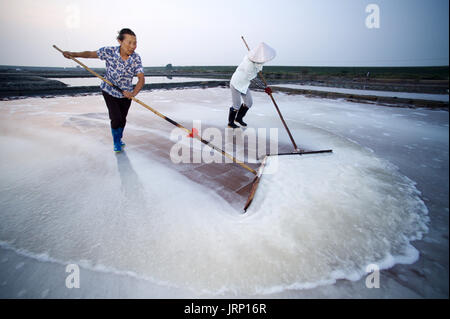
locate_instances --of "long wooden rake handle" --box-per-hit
[241,36,300,152]
[53,45,257,175]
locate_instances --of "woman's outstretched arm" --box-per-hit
[62,51,98,59]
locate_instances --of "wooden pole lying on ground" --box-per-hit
[52,45,257,175]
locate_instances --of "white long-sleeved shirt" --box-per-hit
[230,55,263,94]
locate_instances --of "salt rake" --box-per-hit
[240,37,333,211]
[53,44,262,211]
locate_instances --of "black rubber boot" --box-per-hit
[228,107,239,128]
[235,104,249,127]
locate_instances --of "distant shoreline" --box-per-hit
[1,64,448,81]
[1,83,448,111]
[0,80,229,99]
[0,66,448,109]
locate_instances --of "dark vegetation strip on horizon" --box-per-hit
[0,65,448,80]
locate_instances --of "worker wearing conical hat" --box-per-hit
[228,42,276,128]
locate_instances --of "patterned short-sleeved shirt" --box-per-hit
[96,46,144,98]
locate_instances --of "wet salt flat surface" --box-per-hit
[49,76,225,87]
[0,88,448,298]
[274,84,449,102]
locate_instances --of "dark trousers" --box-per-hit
[102,91,132,129]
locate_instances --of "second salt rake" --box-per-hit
[240,36,333,211]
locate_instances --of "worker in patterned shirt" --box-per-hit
[61,28,145,153]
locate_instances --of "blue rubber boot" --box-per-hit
[118,127,125,147]
[111,128,122,153]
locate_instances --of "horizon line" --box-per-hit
[1,64,449,69]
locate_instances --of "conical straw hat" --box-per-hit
[248,42,276,63]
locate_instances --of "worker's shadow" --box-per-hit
[115,151,146,205]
